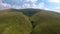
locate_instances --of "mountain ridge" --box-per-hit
[0,8,59,17]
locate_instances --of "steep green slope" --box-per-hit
[1,9,60,34]
[31,11,60,34]
[0,11,32,34]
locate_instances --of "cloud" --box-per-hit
[0,0,22,9]
[43,7,60,13]
[32,2,44,9]
[22,4,30,8]
[0,0,45,9]
[0,0,2,3]
[37,2,45,9]
[12,5,21,9]
[22,0,45,9]
[52,7,60,12]
[11,0,22,4]
[22,2,45,9]
[0,0,43,9]
[0,0,11,9]
[46,0,60,3]
[0,0,60,13]
[0,3,11,8]
[31,4,37,8]
[54,7,60,9]
[24,0,37,3]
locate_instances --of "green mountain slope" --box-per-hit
[0,9,60,34]
[31,11,60,34]
[0,11,32,34]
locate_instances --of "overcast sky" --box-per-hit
[0,0,60,12]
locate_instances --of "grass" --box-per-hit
[0,11,32,34]
[31,11,60,34]
[0,9,60,34]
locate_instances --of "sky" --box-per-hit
[0,0,60,12]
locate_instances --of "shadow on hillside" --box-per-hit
[30,21,36,34]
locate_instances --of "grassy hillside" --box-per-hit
[31,11,60,34]
[0,11,32,34]
[0,9,60,34]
